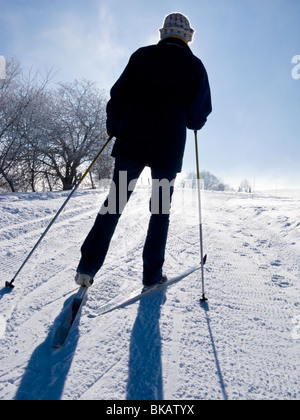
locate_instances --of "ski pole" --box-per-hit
[5,135,113,289]
[194,130,208,302]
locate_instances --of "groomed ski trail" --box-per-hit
[0,187,299,400]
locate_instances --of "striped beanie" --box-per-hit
[159,13,194,43]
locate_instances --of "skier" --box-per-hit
[75,13,212,289]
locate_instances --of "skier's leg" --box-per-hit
[77,159,144,278]
[142,168,177,286]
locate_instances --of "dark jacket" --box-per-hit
[107,37,212,172]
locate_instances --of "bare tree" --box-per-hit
[0,58,23,191]
[0,58,53,192]
[40,79,109,190]
[238,179,252,193]
[1,59,112,193]
[185,170,230,191]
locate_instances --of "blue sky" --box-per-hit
[1,0,300,190]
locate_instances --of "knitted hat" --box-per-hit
[159,13,194,43]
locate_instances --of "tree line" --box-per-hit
[185,170,232,191]
[0,58,113,193]
[1,58,251,195]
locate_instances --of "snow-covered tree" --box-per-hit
[185,170,231,191]
[0,58,52,192]
[39,80,109,190]
[0,59,112,192]
[238,179,252,193]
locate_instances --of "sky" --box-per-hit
[1,0,300,190]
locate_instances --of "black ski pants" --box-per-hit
[77,158,177,286]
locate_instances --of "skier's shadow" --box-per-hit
[14,293,80,400]
[126,290,166,400]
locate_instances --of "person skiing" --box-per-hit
[75,12,212,289]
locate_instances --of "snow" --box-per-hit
[0,186,299,400]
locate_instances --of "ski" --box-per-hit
[52,286,88,349]
[89,260,206,318]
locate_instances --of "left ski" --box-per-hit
[89,263,204,318]
[52,286,88,349]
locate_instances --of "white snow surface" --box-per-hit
[0,186,299,400]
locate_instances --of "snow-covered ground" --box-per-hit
[0,185,299,400]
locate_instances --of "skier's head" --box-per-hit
[159,13,194,44]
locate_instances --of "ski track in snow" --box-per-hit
[0,187,299,400]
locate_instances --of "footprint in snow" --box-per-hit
[271,260,282,267]
[272,274,291,288]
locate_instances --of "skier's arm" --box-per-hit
[186,64,212,131]
[106,54,136,136]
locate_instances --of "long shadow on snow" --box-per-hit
[126,290,166,400]
[14,293,81,400]
[200,301,229,400]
